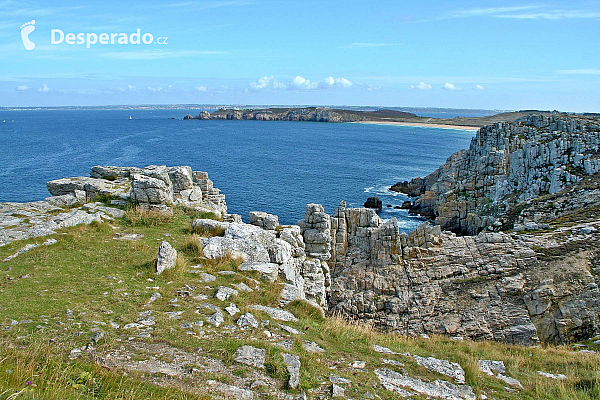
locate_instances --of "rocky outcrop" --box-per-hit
[199,207,328,309]
[1,165,227,247]
[194,193,599,345]
[3,160,599,346]
[363,196,382,209]
[47,165,226,215]
[392,114,600,235]
[185,107,365,123]
[328,211,600,345]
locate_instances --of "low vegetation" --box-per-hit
[0,207,598,399]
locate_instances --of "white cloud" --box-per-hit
[450,6,541,18]
[447,6,600,20]
[195,86,207,92]
[38,83,50,92]
[497,11,600,20]
[475,84,485,90]
[443,82,458,91]
[317,76,353,89]
[410,82,432,90]
[558,69,600,75]
[249,75,353,91]
[249,76,286,91]
[367,85,382,91]
[290,76,317,90]
[117,85,137,92]
[146,85,172,92]
[16,85,30,91]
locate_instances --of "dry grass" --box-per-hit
[124,206,173,227]
[180,234,204,263]
[0,341,210,400]
[192,225,226,237]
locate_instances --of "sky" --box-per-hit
[1,0,599,111]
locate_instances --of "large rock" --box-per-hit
[167,166,194,193]
[249,211,280,230]
[192,218,229,232]
[130,174,173,205]
[363,196,382,209]
[47,176,129,200]
[282,353,301,389]
[238,262,279,282]
[200,237,270,262]
[90,165,140,179]
[375,368,475,400]
[248,305,298,322]
[156,241,177,275]
[234,345,265,368]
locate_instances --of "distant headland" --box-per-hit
[183,107,581,130]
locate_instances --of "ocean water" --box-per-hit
[0,110,475,232]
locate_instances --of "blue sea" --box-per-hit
[0,110,475,232]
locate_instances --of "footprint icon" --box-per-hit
[20,20,35,50]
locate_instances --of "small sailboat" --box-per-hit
[2,120,5,123]
[129,116,133,120]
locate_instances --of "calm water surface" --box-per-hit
[0,110,475,232]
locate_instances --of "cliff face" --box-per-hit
[327,208,600,345]
[205,108,359,122]
[185,107,419,123]
[392,114,600,235]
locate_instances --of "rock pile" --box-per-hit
[198,206,330,309]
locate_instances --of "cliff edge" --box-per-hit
[392,114,600,235]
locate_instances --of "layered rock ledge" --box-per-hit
[0,165,226,247]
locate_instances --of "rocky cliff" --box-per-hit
[216,199,599,346]
[392,114,600,235]
[184,107,418,123]
[327,206,599,345]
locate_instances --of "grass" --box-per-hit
[191,225,226,237]
[0,341,211,400]
[123,206,173,227]
[0,206,599,399]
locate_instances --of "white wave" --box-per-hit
[364,184,410,198]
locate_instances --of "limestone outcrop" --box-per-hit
[47,165,226,215]
[392,114,600,235]
[199,207,329,309]
[328,214,600,345]
[1,165,226,247]
[3,155,599,346]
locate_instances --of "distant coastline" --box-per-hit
[183,106,565,129]
[351,120,480,131]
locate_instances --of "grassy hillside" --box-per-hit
[0,206,598,399]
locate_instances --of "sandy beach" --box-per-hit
[353,120,480,131]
